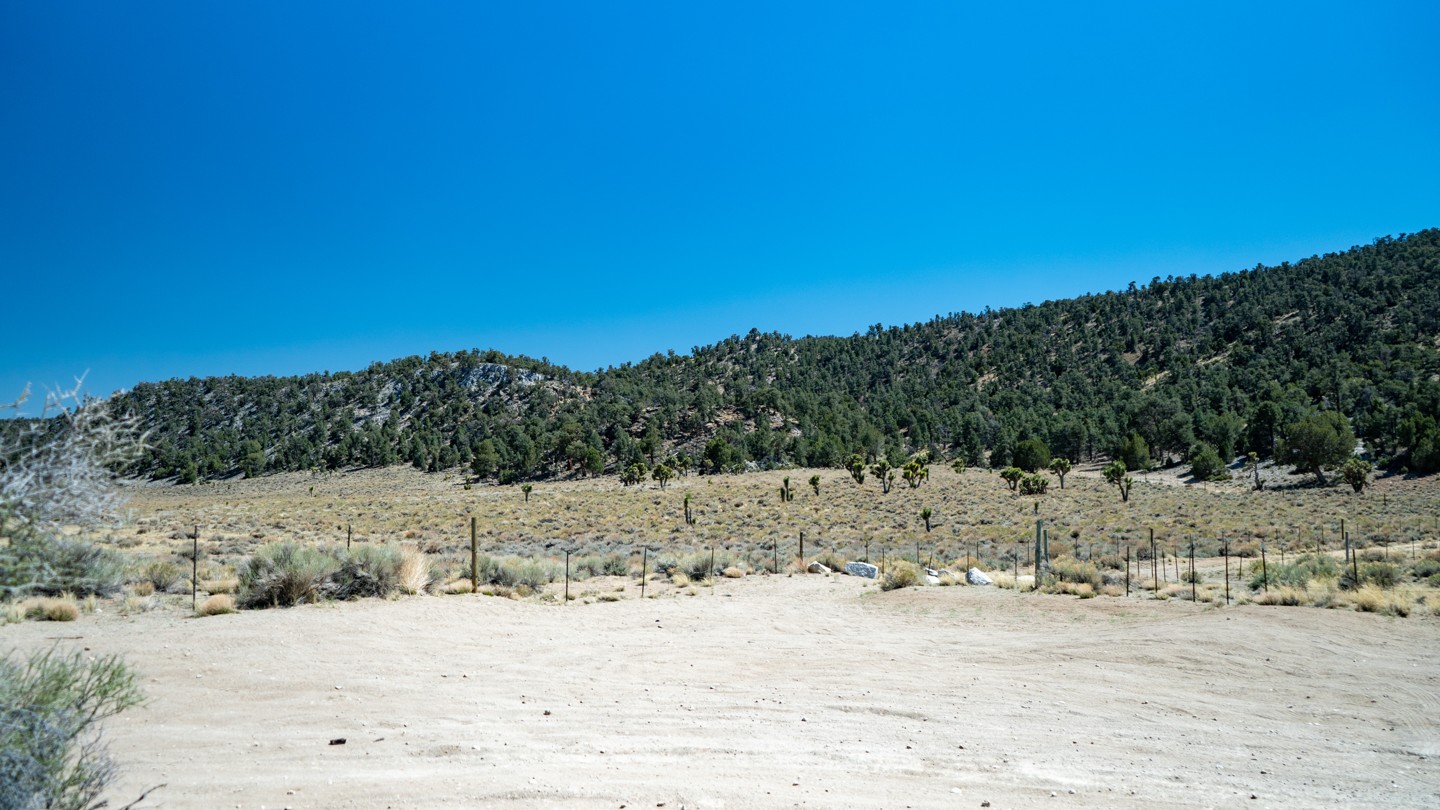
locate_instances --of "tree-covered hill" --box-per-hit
[114,230,1440,482]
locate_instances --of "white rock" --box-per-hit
[844,561,879,579]
[966,567,994,586]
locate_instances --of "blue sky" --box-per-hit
[3,1,1437,409]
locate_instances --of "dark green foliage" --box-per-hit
[1278,411,1356,485]
[1012,438,1051,472]
[1187,443,1227,481]
[1118,432,1151,471]
[108,232,1440,482]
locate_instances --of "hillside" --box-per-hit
[114,230,1440,481]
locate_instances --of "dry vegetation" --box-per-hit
[67,463,1438,616]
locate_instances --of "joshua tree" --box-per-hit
[1019,473,1049,496]
[1102,461,1133,502]
[683,492,696,525]
[1000,466,1024,492]
[845,453,867,485]
[521,483,533,502]
[902,457,929,489]
[1048,457,1072,489]
[779,476,794,502]
[920,507,933,532]
[1340,457,1372,493]
[871,459,894,494]
[1246,452,1264,491]
[808,474,821,497]
[652,464,675,490]
[951,458,966,475]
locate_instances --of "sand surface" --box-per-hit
[7,575,1439,809]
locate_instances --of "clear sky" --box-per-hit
[3,1,1437,410]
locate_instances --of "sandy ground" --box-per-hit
[6,576,1438,809]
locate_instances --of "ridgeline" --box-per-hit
[115,230,1440,482]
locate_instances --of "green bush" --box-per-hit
[1360,562,1399,588]
[142,560,184,593]
[326,544,404,600]
[1050,557,1102,589]
[1247,553,1340,590]
[0,649,143,810]
[0,538,126,599]
[239,543,338,608]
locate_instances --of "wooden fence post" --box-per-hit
[470,517,478,594]
[192,526,199,611]
[1260,543,1268,593]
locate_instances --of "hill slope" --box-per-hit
[115,230,1440,481]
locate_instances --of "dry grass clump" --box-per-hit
[21,596,80,621]
[440,578,474,595]
[989,572,1017,589]
[1255,585,1307,606]
[201,577,239,594]
[1050,557,1102,590]
[881,561,920,591]
[721,566,744,579]
[397,548,429,594]
[1348,585,1412,617]
[670,572,690,587]
[196,594,237,616]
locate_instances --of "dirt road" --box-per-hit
[7,575,1438,808]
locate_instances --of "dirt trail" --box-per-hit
[6,575,1438,809]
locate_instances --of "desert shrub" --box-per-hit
[599,552,630,576]
[1360,562,1399,588]
[196,594,237,616]
[494,557,559,590]
[881,562,920,591]
[1096,554,1124,571]
[721,566,744,579]
[1408,557,1440,580]
[326,544,403,600]
[813,548,848,573]
[0,538,126,599]
[0,649,142,810]
[141,560,184,593]
[1050,557,1102,589]
[1255,585,1306,606]
[1248,553,1339,590]
[239,543,338,608]
[1181,568,1203,584]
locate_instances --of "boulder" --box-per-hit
[925,575,942,586]
[806,562,831,574]
[966,567,994,586]
[844,561,879,579]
